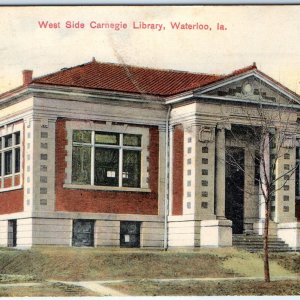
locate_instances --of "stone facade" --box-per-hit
[0,61,299,249]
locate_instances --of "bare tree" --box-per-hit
[225,84,298,283]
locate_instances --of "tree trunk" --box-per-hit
[263,197,270,283]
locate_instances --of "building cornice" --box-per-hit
[28,84,164,104]
[0,84,165,108]
[33,107,166,127]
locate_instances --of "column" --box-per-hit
[215,126,226,219]
[199,124,232,247]
[244,147,259,231]
[254,132,270,235]
[259,132,269,221]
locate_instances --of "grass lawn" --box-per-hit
[106,279,300,296]
[0,282,100,297]
[0,246,297,281]
[0,246,298,296]
[0,247,241,281]
[270,252,300,274]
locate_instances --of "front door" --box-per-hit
[225,147,245,234]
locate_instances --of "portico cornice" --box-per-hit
[195,95,300,110]
[195,71,300,105]
[170,112,219,127]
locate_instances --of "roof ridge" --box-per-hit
[96,61,221,77]
[32,59,223,83]
[230,63,257,76]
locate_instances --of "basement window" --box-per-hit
[72,219,95,247]
[7,220,17,247]
[72,130,142,188]
[120,221,141,248]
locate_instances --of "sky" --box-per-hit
[0,5,300,93]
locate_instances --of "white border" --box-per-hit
[1,0,300,5]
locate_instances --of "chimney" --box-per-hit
[22,70,33,86]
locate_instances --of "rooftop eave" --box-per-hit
[0,83,167,106]
[28,83,166,103]
[165,91,194,105]
[0,87,31,106]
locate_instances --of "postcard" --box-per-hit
[0,5,298,297]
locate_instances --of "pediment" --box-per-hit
[195,74,300,106]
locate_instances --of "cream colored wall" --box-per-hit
[168,219,201,247]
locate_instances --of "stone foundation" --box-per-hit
[0,218,164,248]
[200,219,232,247]
[277,222,300,250]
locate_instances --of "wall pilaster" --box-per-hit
[158,125,166,217]
[274,135,296,223]
[182,124,216,220]
[23,116,36,213]
[23,116,57,213]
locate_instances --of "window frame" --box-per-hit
[0,128,22,191]
[0,132,21,178]
[65,121,150,192]
[72,130,142,188]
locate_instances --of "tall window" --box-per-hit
[0,132,21,177]
[72,130,142,188]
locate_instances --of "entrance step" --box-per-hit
[232,234,292,252]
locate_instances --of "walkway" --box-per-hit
[62,280,127,296]
[0,282,42,287]
[56,275,300,296]
[1,276,300,296]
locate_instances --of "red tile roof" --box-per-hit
[31,60,258,97]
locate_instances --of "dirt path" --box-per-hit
[0,282,42,287]
[149,275,300,282]
[58,280,128,296]
[56,275,300,296]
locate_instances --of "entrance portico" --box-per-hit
[168,68,300,250]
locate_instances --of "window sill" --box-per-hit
[63,184,151,193]
[0,185,23,193]
[3,173,21,178]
